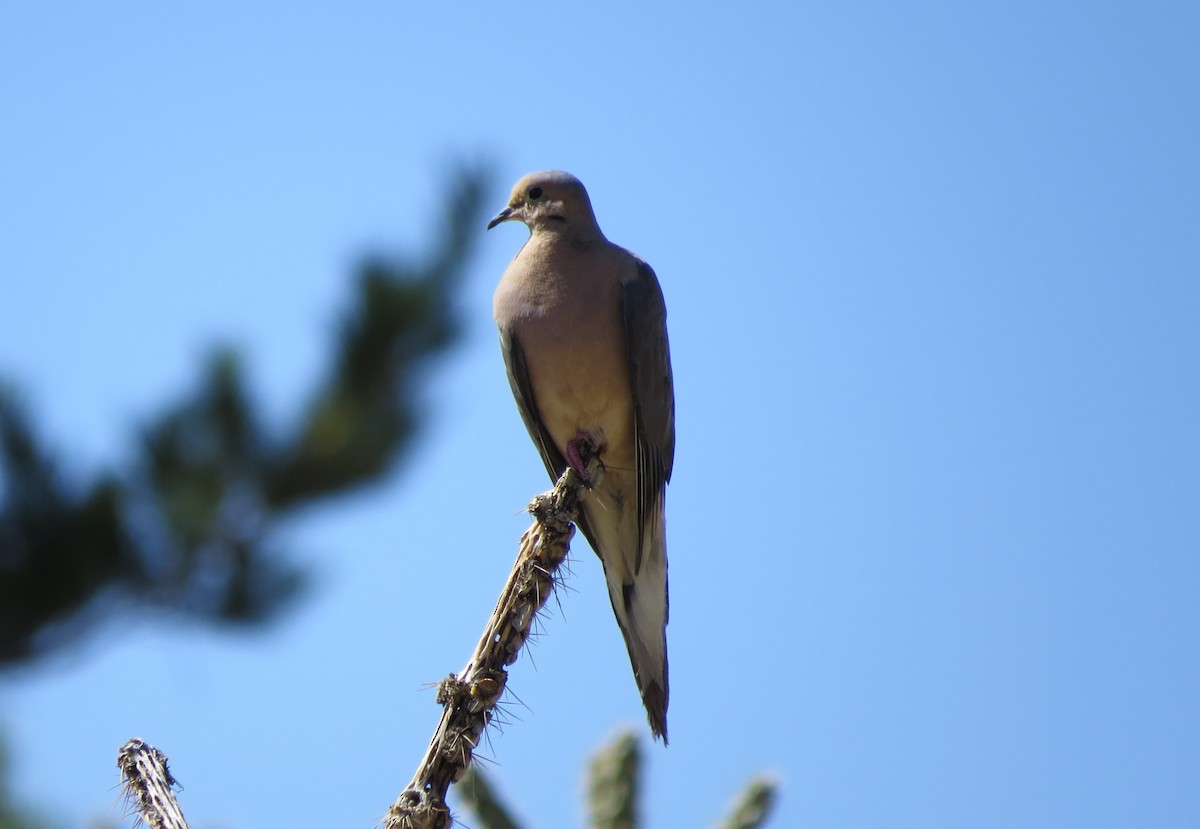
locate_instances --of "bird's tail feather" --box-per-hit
[605,537,669,742]
[581,481,670,742]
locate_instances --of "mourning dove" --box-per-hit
[490,170,676,741]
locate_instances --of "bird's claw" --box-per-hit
[566,432,602,486]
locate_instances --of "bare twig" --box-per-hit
[386,461,598,829]
[116,738,192,829]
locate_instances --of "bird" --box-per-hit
[489,170,676,741]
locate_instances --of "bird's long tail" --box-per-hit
[603,516,670,742]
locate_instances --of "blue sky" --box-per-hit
[2,2,1198,827]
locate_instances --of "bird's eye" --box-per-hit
[527,186,543,201]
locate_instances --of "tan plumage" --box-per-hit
[490,170,675,741]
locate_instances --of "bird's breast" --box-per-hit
[495,248,637,468]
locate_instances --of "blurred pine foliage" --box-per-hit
[0,163,492,668]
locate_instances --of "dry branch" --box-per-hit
[386,461,597,829]
[112,463,594,829]
[116,738,192,829]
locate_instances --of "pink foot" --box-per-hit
[566,431,602,484]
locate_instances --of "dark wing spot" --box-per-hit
[622,580,636,614]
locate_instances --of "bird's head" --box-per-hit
[487,170,602,237]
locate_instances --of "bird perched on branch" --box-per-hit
[490,170,676,742]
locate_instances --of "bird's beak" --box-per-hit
[487,207,515,231]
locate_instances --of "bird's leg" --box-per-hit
[566,431,603,485]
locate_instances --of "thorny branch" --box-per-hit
[112,462,596,829]
[386,461,598,829]
[117,738,191,829]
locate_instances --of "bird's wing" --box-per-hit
[498,327,568,482]
[621,257,676,571]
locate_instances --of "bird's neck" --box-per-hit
[531,221,606,249]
